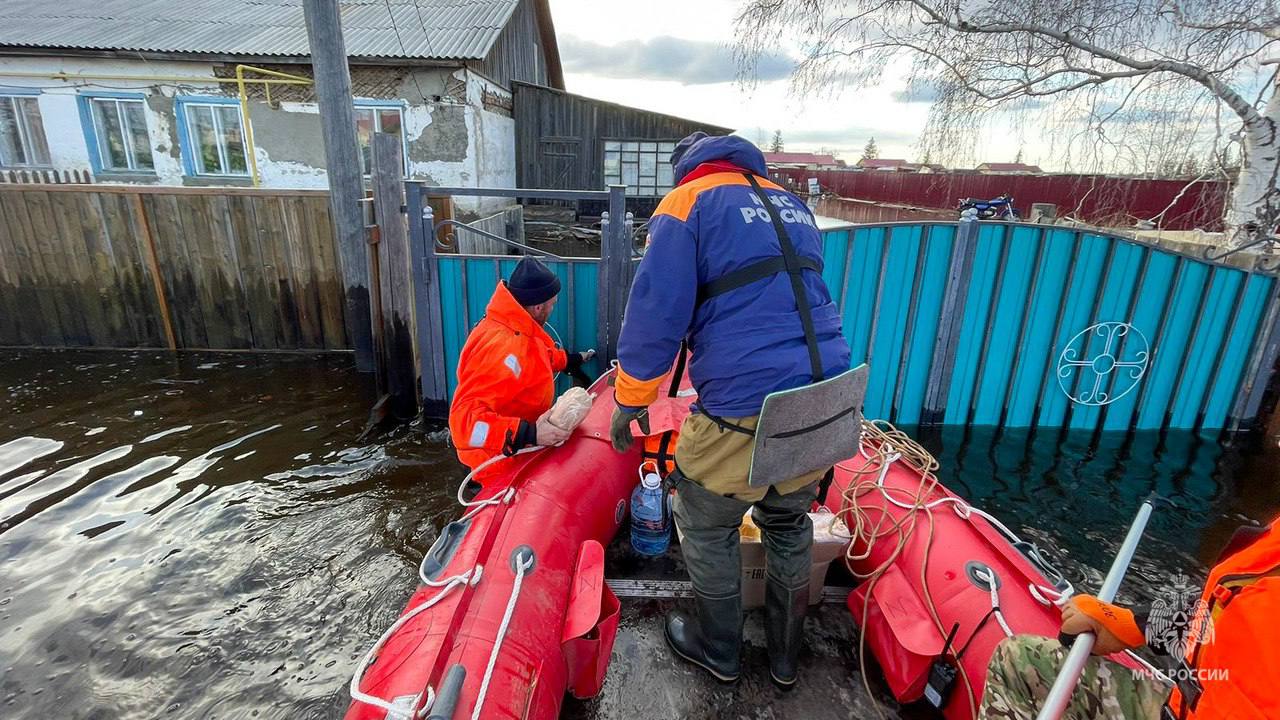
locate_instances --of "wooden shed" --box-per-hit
[513,81,733,215]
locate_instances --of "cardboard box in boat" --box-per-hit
[678,510,847,608]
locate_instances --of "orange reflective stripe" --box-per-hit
[653,172,785,223]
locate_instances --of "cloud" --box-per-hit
[559,35,795,85]
[891,80,939,104]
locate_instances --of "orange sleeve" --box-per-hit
[551,346,568,373]
[449,331,527,454]
[615,366,665,409]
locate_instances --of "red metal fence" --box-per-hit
[774,168,1228,231]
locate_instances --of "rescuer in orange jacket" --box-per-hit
[979,515,1280,719]
[448,257,592,477]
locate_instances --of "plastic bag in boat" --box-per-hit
[547,387,593,431]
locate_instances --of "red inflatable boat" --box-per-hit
[347,368,1138,720]
[345,371,685,720]
[829,420,1141,720]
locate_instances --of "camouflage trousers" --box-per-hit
[978,635,1169,720]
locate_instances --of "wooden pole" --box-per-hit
[130,192,178,350]
[370,133,418,419]
[303,0,375,372]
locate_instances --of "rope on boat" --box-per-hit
[471,549,535,720]
[352,444,550,717]
[348,567,483,718]
[835,419,1075,720]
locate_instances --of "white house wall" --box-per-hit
[0,57,517,214]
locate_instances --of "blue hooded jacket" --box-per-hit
[614,134,851,417]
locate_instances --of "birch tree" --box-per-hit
[736,0,1280,244]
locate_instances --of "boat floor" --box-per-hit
[560,534,906,719]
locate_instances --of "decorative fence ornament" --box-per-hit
[1056,322,1150,407]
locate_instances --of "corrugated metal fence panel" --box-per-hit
[817,222,1278,432]
[895,225,955,426]
[430,223,1275,433]
[436,256,602,397]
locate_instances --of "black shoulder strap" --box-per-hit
[743,173,824,382]
[697,256,822,304]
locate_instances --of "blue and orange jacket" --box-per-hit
[615,135,850,416]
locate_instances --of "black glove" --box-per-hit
[565,350,596,388]
[610,406,650,453]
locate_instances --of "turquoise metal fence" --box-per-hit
[436,255,603,398]
[818,221,1280,432]
[424,214,1280,433]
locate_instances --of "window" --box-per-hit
[81,95,154,173]
[354,104,405,175]
[603,140,677,196]
[0,94,50,168]
[177,98,249,177]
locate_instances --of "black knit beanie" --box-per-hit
[507,256,561,306]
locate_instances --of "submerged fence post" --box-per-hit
[406,183,450,419]
[370,133,417,419]
[598,185,630,365]
[921,214,979,424]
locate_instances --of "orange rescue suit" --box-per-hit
[449,282,566,476]
[1166,517,1280,720]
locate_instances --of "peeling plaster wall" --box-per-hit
[0,57,518,203]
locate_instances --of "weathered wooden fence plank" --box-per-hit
[370,132,417,417]
[0,185,349,351]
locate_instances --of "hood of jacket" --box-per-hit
[672,134,768,184]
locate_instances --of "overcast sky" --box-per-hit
[546,0,1030,167]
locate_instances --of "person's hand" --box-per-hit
[1060,595,1145,655]
[565,349,596,370]
[610,406,650,452]
[535,410,572,447]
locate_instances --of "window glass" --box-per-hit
[0,96,50,167]
[93,100,129,170]
[191,105,220,175]
[600,138,681,196]
[639,152,657,176]
[125,102,153,170]
[18,97,48,166]
[378,108,402,136]
[354,105,405,175]
[216,105,248,174]
[0,97,26,166]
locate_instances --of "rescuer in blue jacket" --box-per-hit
[609,132,851,688]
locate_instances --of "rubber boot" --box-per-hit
[664,592,742,683]
[765,578,809,689]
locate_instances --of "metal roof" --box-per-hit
[0,0,520,60]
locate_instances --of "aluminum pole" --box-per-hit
[1035,500,1155,720]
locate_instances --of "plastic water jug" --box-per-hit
[630,461,670,556]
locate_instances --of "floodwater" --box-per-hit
[1,348,1277,720]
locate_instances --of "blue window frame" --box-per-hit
[0,88,50,168]
[354,99,407,175]
[77,91,155,174]
[175,96,250,177]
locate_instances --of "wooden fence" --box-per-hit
[0,185,347,351]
